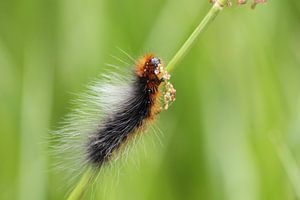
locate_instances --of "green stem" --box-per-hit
[166,0,228,72]
[67,169,95,200]
[66,2,228,199]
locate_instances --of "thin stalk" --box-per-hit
[66,1,228,199]
[166,0,228,72]
[67,169,95,200]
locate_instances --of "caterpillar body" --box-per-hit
[52,54,176,181]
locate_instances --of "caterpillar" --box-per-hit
[86,54,176,166]
[51,53,176,183]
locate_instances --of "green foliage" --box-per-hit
[1,0,300,199]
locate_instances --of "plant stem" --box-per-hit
[66,2,228,199]
[166,0,228,72]
[67,169,95,200]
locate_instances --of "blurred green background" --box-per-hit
[1,0,300,199]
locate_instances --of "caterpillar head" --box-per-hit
[137,55,162,80]
[136,54,176,110]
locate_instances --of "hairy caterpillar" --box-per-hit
[87,54,175,166]
[51,53,176,185]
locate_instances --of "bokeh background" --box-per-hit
[1,0,300,199]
